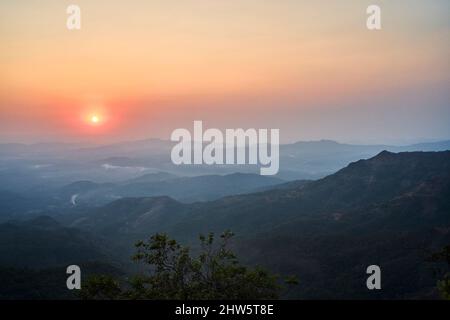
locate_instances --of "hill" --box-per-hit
[70,151,450,298]
[0,216,118,269]
[56,172,284,205]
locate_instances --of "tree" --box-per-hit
[428,245,450,300]
[79,275,122,300]
[81,231,288,299]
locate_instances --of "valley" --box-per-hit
[0,140,449,299]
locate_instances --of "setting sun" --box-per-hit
[91,115,99,124]
[86,113,105,127]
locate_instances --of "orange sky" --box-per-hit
[0,0,449,144]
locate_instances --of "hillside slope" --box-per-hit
[70,151,450,298]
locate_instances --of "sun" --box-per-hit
[87,114,104,126]
[83,107,107,127]
[90,115,99,124]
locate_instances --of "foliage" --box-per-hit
[81,231,284,299]
[428,245,450,300]
[79,275,122,300]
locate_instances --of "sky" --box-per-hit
[0,0,449,144]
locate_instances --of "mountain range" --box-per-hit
[1,139,449,191]
[1,149,449,298]
[62,150,450,298]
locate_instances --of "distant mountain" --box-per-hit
[56,172,284,205]
[1,139,449,184]
[59,180,115,196]
[0,142,92,159]
[75,138,172,161]
[122,172,178,184]
[116,172,284,202]
[70,151,450,298]
[277,139,450,179]
[399,140,450,152]
[75,151,449,234]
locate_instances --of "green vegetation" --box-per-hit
[1,151,449,299]
[81,231,285,300]
[429,245,450,300]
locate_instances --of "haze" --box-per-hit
[0,0,449,144]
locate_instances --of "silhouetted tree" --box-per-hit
[428,245,450,300]
[81,231,287,299]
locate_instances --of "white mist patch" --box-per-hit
[101,163,148,172]
[70,194,79,206]
[31,164,52,169]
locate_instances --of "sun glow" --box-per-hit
[81,103,111,131]
[86,113,104,126]
[91,115,99,123]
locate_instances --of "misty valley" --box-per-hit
[0,139,449,299]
